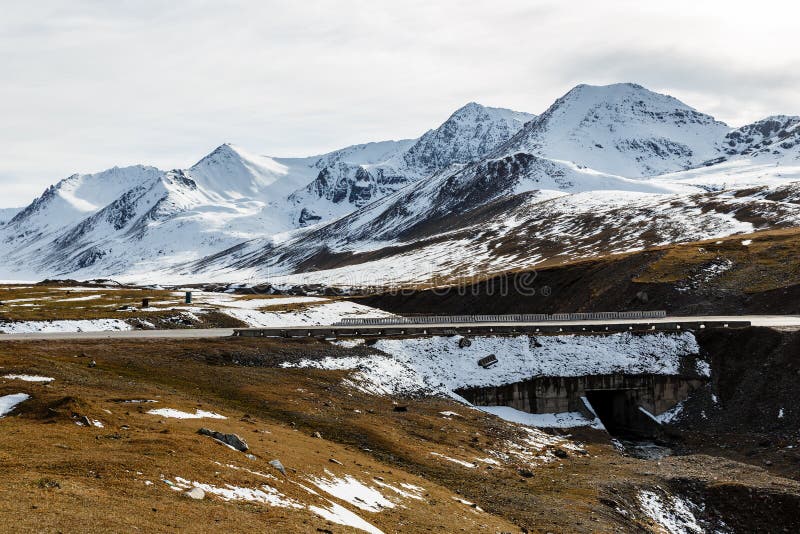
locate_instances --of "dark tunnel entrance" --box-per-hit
[584,388,661,439]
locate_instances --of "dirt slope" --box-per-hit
[1,336,798,532]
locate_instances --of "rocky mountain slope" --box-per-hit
[0,207,22,226]
[497,83,731,177]
[183,84,800,288]
[0,104,531,279]
[2,82,800,285]
[286,103,534,225]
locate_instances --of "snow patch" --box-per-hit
[308,470,395,512]
[429,452,476,468]
[695,360,711,377]
[146,408,226,419]
[308,501,384,534]
[637,489,703,534]
[0,319,131,334]
[656,402,684,424]
[478,406,595,428]
[224,301,395,328]
[3,374,54,383]
[165,476,303,509]
[0,393,30,417]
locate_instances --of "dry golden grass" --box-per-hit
[1,336,797,532]
[0,336,650,533]
[634,227,800,292]
[0,284,352,324]
[381,226,800,295]
[0,285,180,321]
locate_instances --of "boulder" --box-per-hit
[184,487,205,500]
[269,459,287,476]
[197,428,249,452]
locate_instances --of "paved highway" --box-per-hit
[1,315,799,341]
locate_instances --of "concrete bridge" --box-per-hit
[233,311,752,338]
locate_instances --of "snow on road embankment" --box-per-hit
[285,332,700,397]
[0,318,131,334]
[226,300,395,328]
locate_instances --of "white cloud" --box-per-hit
[0,0,798,207]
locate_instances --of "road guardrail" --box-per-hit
[334,310,667,326]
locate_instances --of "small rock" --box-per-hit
[518,469,534,478]
[458,337,472,348]
[88,360,96,368]
[198,428,248,452]
[269,459,287,476]
[393,406,408,413]
[184,487,205,500]
[329,458,343,465]
[311,431,322,439]
[553,448,568,459]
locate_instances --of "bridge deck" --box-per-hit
[233,319,751,338]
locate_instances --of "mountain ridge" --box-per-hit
[2,83,799,284]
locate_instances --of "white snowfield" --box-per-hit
[0,83,798,287]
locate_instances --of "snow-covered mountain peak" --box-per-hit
[401,102,536,175]
[720,115,800,158]
[286,102,536,226]
[7,165,163,230]
[451,101,535,132]
[188,143,302,199]
[500,83,731,177]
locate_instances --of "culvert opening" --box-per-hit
[584,388,660,439]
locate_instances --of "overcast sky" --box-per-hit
[1,0,798,207]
